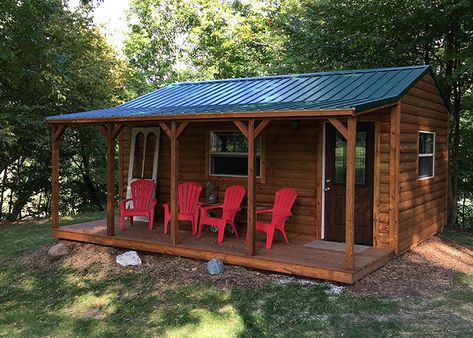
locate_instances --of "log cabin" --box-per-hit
[46,65,450,284]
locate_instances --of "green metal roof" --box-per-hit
[47,65,446,121]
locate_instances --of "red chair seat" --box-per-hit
[197,185,246,243]
[252,188,297,249]
[163,182,202,235]
[119,179,157,231]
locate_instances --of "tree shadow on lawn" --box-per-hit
[1,236,473,337]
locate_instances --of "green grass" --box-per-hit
[441,229,473,248]
[0,217,472,337]
[0,212,105,261]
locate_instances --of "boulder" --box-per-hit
[116,251,142,267]
[207,258,224,275]
[48,243,69,258]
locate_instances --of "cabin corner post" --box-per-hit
[51,124,67,229]
[106,124,116,236]
[389,102,401,254]
[345,116,357,270]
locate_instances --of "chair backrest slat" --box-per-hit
[131,179,156,209]
[272,188,297,221]
[178,182,202,213]
[222,185,246,215]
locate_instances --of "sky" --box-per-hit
[69,0,130,52]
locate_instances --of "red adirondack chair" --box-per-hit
[255,188,297,249]
[197,185,246,243]
[163,182,203,235]
[119,179,157,231]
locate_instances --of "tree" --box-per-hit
[0,0,127,220]
[275,0,473,227]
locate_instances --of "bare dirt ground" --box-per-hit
[15,235,473,295]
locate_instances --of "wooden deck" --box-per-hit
[53,219,394,284]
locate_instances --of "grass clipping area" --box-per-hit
[0,216,472,337]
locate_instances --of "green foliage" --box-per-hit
[0,0,127,220]
[124,0,281,95]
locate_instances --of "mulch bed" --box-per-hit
[13,235,473,297]
[348,236,473,298]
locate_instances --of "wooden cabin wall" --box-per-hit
[121,121,322,239]
[397,74,449,253]
[358,110,391,248]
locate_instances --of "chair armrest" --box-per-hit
[120,198,133,208]
[200,204,223,211]
[256,209,273,214]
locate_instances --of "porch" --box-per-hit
[53,219,393,284]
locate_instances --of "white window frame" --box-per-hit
[418,130,435,180]
[208,130,261,178]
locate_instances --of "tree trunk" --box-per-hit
[0,166,8,220]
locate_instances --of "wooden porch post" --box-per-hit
[247,120,256,255]
[170,122,179,245]
[234,119,270,256]
[106,124,116,236]
[345,116,357,270]
[51,125,67,229]
[159,121,189,245]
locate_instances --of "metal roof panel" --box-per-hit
[47,65,444,121]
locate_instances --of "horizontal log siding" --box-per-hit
[397,74,449,252]
[121,121,321,239]
[355,112,391,248]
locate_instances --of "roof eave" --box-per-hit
[46,108,356,125]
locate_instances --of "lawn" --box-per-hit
[0,216,472,337]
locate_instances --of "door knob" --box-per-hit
[324,187,331,192]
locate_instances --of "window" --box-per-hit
[418,131,435,179]
[209,131,261,176]
[334,132,367,185]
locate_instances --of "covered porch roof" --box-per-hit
[46,65,432,124]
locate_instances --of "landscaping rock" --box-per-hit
[207,258,224,275]
[116,251,142,267]
[48,243,69,258]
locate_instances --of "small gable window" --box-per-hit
[418,131,435,179]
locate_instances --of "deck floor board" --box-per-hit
[54,219,393,284]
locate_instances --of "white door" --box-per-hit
[126,128,160,220]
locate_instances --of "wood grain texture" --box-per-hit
[345,116,356,270]
[106,124,115,236]
[53,220,393,284]
[389,103,401,253]
[397,74,449,253]
[121,121,322,238]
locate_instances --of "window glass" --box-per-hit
[334,132,366,185]
[209,131,261,176]
[418,132,435,179]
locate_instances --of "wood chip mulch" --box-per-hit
[348,236,473,298]
[13,235,473,297]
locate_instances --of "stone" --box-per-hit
[116,251,142,267]
[48,243,69,258]
[207,258,224,275]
